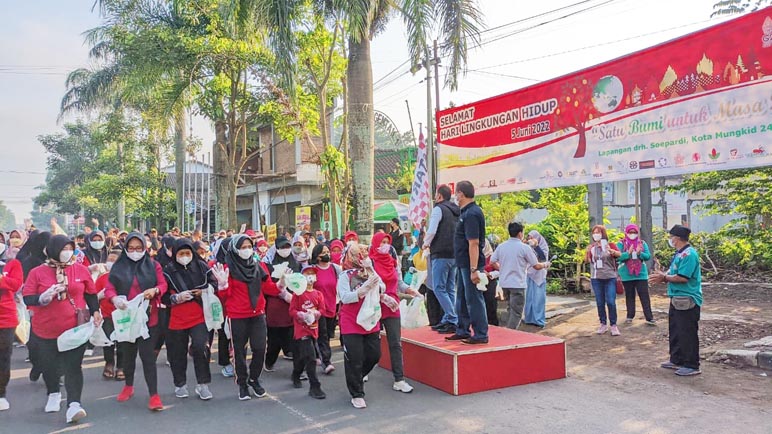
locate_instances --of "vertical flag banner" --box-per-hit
[436,9,772,193]
[408,130,431,227]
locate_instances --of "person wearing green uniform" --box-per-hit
[650,225,702,376]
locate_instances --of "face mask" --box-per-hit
[277,248,291,258]
[377,244,391,255]
[128,251,145,262]
[77,243,86,249]
[592,233,602,242]
[238,248,254,260]
[258,246,268,253]
[627,234,638,240]
[668,238,676,248]
[91,241,105,250]
[305,275,317,284]
[177,255,192,266]
[59,250,74,263]
[319,254,330,263]
[292,246,304,255]
[316,235,324,242]
[346,240,356,247]
[9,238,22,248]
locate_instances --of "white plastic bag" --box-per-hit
[400,296,429,329]
[110,295,150,343]
[202,285,224,331]
[89,323,113,347]
[15,299,30,344]
[476,273,489,291]
[57,322,95,352]
[356,288,382,332]
[410,270,427,291]
[223,318,232,340]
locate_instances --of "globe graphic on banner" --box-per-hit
[592,75,623,113]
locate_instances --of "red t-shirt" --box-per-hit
[0,259,23,329]
[22,263,96,339]
[313,265,338,318]
[95,273,115,319]
[289,289,324,340]
[339,270,381,335]
[103,261,167,328]
[219,267,266,320]
[376,266,401,320]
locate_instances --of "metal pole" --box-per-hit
[432,40,441,193]
[405,100,417,148]
[425,47,435,196]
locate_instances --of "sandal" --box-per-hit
[115,369,125,381]
[103,364,115,379]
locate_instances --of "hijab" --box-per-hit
[45,235,76,288]
[622,224,643,276]
[164,238,209,294]
[225,235,263,309]
[108,232,158,296]
[527,230,549,285]
[369,232,397,284]
[155,235,176,268]
[528,230,549,261]
[21,231,52,279]
[215,236,232,264]
[291,231,310,263]
[5,229,26,260]
[329,239,344,265]
[84,230,109,264]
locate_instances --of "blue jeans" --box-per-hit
[592,278,618,326]
[455,268,489,340]
[431,258,457,325]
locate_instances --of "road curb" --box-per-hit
[708,349,772,371]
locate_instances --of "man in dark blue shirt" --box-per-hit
[446,180,489,344]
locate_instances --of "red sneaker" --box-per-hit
[117,386,134,402]
[148,394,164,411]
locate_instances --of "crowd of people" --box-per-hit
[0,180,703,426]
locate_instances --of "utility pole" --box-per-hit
[425,47,435,195]
[432,40,441,193]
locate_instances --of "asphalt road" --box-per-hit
[2,339,770,434]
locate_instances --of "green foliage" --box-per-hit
[319,144,346,189]
[386,160,416,194]
[0,201,16,230]
[477,193,533,241]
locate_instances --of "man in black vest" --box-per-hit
[422,185,461,334]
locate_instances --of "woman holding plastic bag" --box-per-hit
[21,235,100,423]
[104,233,167,411]
[0,231,24,411]
[162,238,221,401]
[337,243,385,409]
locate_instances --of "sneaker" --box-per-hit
[221,364,235,377]
[148,394,164,411]
[444,334,467,341]
[660,361,681,370]
[84,349,94,357]
[65,402,86,424]
[195,384,213,401]
[324,364,335,375]
[675,367,702,376]
[646,319,657,326]
[461,338,489,345]
[392,380,414,393]
[0,397,9,411]
[45,393,62,413]
[299,372,308,381]
[610,325,621,336]
[351,397,367,409]
[248,380,266,398]
[117,386,134,402]
[437,324,457,334]
[282,353,293,361]
[263,364,275,373]
[175,385,189,398]
[624,318,633,324]
[363,375,369,382]
[292,378,303,389]
[238,385,251,401]
[597,324,609,335]
[430,322,448,331]
[309,386,326,399]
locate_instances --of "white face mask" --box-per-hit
[177,255,192,266]
[127,251,145,262]
[277,248,291,258]
[627,234,638,240]
[592,233,602,242]
[238,248,254,260]
[346,240,356,247]
[668,238,676,248]
[377,244,391,255]
[59,250,74,263]
[305,275,317,284]
[292,246,305,254]
[91,241,105,250]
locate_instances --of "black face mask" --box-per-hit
[319,254,330,263]
[77,242,86,249]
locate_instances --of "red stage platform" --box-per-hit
[379,325,566,395]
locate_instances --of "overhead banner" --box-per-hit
[437,9,772,193]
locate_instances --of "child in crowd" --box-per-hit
[288,267,326,399]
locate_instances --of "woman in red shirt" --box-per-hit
[0,232,24,412]
[265,236,298,371]
[104,233,167,411]
[21,235,100,424]
[95,248,123,380]
[162,238,220,401]
[310,244,340,374]
[219,235,269,401]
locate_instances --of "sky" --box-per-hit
[0,0,730,224]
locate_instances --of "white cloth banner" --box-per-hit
[408,131,431,227]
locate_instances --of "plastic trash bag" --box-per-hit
[476,273,489,291]
[57,322,95,352]
[202,285,224,331]
[356,288,382,332]
[400,296,429,329]
[110,295,150,343]
[223,318,232,340]
[15,299,30,344]
[89,323,113,347]
[410,270,428,291]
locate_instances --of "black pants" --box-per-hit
[380,317,404,382]
[30,332,86,405]
[0,328,13,398]
[623,279,654,321]
[317,316,337,367]
[101,317,124,369]
[230,315,267,387]
[265,326,293,368]
[119,326,159,395]
[419,286,443,327]
[217,327,231,366]
[292,337,320,388]
[341,333,381,399]
[668,303,701,369]
[168,323,211,387]
[484,279,500,326]
[154,307,169,352]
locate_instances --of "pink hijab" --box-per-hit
[622,224,642,276]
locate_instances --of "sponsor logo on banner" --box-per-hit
[639,160,656,169]
[658,157,669,167]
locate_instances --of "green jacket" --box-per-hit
[616,240,651,281]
